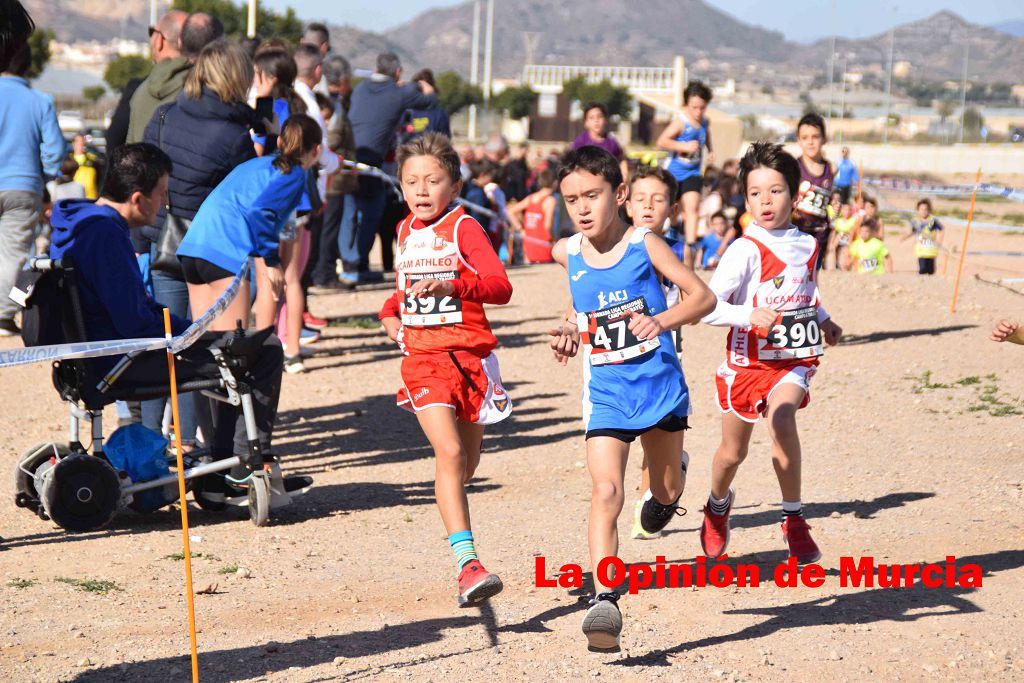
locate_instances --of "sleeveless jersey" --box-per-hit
[394,206,498,356]
[567,228,690,430]
[665,117,707,182]
[522,193,554,263]
[911,216,941,258]
[723,232,823,373]
[792,158,834,235]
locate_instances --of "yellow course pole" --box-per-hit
[163,308,200,682]
[950,167,982,314]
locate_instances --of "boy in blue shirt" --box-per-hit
[697,211,729,269]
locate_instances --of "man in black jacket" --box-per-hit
[346,52,436,284]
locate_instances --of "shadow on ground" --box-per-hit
[71,546,1022,681]
[840,324,976,346]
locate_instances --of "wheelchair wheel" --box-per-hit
[248,473,270,527]
[192,474,227,512]
[40,453,120,532]
[15,442,69,510]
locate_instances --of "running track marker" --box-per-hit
[164,308,201,683]
[950,167,981,314]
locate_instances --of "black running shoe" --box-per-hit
[582,592,622,652]
[640,494,686,535]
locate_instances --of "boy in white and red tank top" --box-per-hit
[699,141,843,565]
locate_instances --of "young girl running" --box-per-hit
[379,133,513,607]
[699,141,843,566]
[548,147,716,652]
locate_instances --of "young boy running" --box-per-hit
[621,165,690,541]
[791,113,835,271]
[901,198,943,275]
[850,220,892,275]
[700,141,843,565]
[658,81,714,268]
[828,202,858,270]
[547,147,716,651]
[379,133,513,607]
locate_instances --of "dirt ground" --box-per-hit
[1,221,1023,683]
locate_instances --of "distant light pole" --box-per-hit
[468,1,481,140]
[838,54,848,145]
[957,41,969,144]
[482,0,495,135]
[247,0,257,39]
[826,0,836,128]
[881,7,896,144]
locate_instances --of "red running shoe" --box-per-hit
[303,311,328,330]
[781,515,821,564]
[457,560,503,607]
[699,489,734,559]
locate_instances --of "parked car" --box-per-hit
[1011,127,1024,143]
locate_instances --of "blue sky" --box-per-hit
[264,0,1015,43]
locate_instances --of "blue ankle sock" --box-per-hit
[449,530,478,570]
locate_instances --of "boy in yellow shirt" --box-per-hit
[849,221,892,275]
[901,198,943,275]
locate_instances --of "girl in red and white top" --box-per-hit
[506,167,557,264]
[698,141,843,566]
[379,132,512,608]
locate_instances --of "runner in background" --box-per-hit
[900,198,943,275]
[790,113,834,271]
[619,164,690,542]
[379,133,513,608]
[506,168,557,264]
[849,219,892,275]
[862,196,884,239]
[827,201,857,270]
[658,81,713,268]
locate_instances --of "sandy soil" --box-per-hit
[1,226,1023,682]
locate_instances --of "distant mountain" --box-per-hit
[24,0,149,42]
[990,19,1024,38]
[798,11,1024,83]
[24,1,1024,87]
[377,0,795,78]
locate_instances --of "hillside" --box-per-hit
[23,0,150,42]
[798,11,1024,83]
[23,1,1024,85]
[380,0,794,77]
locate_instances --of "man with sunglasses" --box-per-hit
[126,10,188,144]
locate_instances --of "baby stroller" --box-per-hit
[11,256,310,532]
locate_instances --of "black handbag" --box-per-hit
[151,107,189,276]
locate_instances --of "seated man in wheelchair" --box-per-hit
[42,143,301,512]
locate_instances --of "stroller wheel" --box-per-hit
[40,453,120,532]
[15,442,69,509]
[248,473,270,527]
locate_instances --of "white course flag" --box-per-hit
[0,262,250,370]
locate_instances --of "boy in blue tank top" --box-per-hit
[657,80,714,268]
[547,147,717,652]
